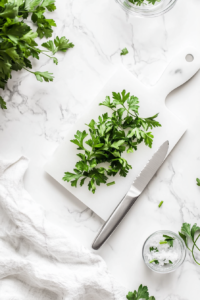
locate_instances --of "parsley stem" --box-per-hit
[22,67,35,74]
[192,234,200,265]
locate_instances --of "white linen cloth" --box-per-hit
[0,156,126,300]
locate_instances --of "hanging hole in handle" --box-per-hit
[185,54,194,62]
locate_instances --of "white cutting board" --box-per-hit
[45,48,200,221]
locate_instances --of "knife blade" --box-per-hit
[92,140,169,250]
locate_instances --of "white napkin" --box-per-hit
[0,156,126,300]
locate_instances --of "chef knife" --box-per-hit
[92,140,169,250]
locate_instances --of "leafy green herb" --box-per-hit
[0,96,7,109]
[160,235,174,247]
[179,223,200,265]
[149,259,159,264]
[63,90,161,194]
[158,201,163,208]
[126,284,155,300]
[150,247,158,252]
[121,48,128,56]
[169,260,173,264]
[128,0,160,6]
[0,0,74,109]
[196,178,200,186]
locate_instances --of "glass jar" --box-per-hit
[116,0,178,18]
[142,230,186,274]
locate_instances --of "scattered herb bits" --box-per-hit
[63,90,161,194]
[158,201,164,208]
[120,48,129,56]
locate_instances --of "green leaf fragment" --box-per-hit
[196,178,200,186]
[35,71,54,82]
[120,48,128,56]
[107,181,115,186]
[0,96,7,109]
[158,201,164,208]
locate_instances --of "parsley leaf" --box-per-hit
[0,96,7,109]
[34,71,54,82]
[63,90,161,193]
[196,178,200,186]
[150,247,158,252]
[126,284,155,300]
[0,0,74,108]
[160,235,174,247]
[42,36,74,55]
[121,48,128,56]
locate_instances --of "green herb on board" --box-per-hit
[128,0,160,6]
[179,223,200,265]
[121,48,129,56]
[0,0,74,109]
[63,90,161,194]
[126,284,156,300]
[196,178,200,186]
[169,260,173,264]
[158,201,164,208]
[160,235,174,247]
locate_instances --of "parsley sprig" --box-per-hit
[128,0,160,6]
[126,284,155,300]
[0,0,74,109]
[179,223,200,265]
[63,90,161,194]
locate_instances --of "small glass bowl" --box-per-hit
[116,0,178,18]
[142,230,186,274]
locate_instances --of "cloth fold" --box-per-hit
[0,156,125,299]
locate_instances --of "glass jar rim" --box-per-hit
[116,0,178,18]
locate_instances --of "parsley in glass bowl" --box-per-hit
[116,0,178,17]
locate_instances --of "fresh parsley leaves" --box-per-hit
[179,223,200,265]
[0,0,74,109]
[126,284,155,300]
[128,0,160,6]
[121,48,129,56]
[63,90,161,193]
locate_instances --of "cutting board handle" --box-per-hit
[157,47,200,99]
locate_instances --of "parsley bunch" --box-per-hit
[126,284,155,300]
[0,0,74,109]
[179,223,200,265]
[63,90,161,194]
[128,0,160,6]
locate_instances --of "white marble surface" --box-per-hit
[1,0,200,298]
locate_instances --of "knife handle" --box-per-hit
[92,185,140,250]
